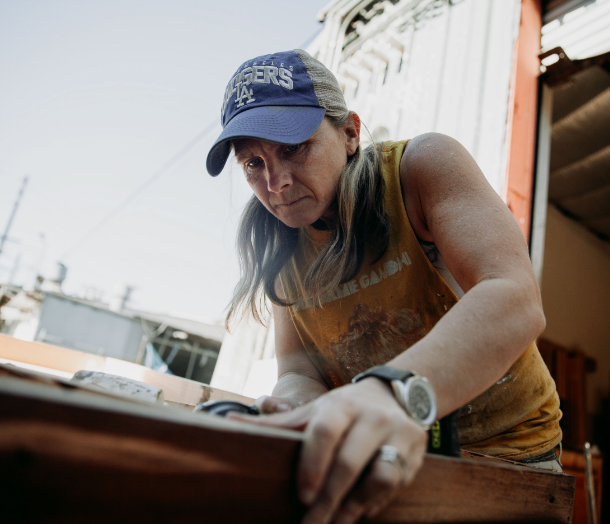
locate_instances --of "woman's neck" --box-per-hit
[311,219,331,231]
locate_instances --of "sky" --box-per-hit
[0,0,330,322]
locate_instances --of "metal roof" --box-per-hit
[544,52,610,242]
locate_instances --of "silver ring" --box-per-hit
[377,445,408,480]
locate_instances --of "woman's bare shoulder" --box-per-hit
[399,133,459,241]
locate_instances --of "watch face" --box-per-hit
[401,377,437,428]
[407,382,432,421]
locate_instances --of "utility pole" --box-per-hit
[0,176,28,256]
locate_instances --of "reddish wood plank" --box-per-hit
[379,455,574,524]
[0,376,576,523]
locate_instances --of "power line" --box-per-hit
[62,119,219,259]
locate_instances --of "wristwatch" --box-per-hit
[352,365,438,429]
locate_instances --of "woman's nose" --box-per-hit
[266,163,292,193]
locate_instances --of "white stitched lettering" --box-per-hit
[252,66,265,84]
[235,84,255,107]
[264,66,279,85]
[242,67,253,85]
[278,68,293,90]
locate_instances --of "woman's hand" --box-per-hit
[230,377,427,524]
[254,395,300,414]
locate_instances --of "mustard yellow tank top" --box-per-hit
[280,140,561,460]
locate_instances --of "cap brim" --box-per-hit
[206,105,326,176]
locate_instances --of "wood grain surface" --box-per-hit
[0,375,575,524]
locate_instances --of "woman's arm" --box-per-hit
[391,132,545,417]
[256,288,329,414]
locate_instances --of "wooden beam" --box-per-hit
[0,376,575,523]
[503,0,543,242]
[0,334,251,406]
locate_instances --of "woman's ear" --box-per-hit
[344,112,361,155]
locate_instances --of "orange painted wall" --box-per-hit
[503,0,543,242]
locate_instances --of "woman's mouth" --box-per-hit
[279,196,306,206]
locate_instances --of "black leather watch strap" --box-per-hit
[352,365,415,384]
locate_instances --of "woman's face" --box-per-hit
[233,114,360,229]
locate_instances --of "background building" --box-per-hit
[0,262,224,383]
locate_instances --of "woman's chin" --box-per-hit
[276,212,322,229]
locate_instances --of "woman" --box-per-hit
[206,49,561,524]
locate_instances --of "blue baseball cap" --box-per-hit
[206,49,347,176]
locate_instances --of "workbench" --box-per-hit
[0,334,576,523]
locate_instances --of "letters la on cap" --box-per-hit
[206,50,327,176]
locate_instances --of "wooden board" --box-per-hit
[0,333,251,406]
[0,375,576,523]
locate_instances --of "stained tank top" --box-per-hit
[280,140,562,460]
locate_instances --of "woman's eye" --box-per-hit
[243,158,263,182]
[285,144,300,153]
[246,158,262,169]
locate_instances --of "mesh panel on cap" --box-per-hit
[292,49,348,116]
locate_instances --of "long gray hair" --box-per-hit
[225,109,390,329]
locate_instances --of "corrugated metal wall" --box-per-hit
[542,0,610,59]
[309,0,522,195]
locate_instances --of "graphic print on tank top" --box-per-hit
[329,302,428,382]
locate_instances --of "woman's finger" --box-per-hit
[227,401,315,431]
[301,410,394,524]
[233,393,362,510]
[365,440,426,520]
[297,403,355,507]
[330,416,426,524]
[335,458,404,524]
[359,430,427,522]
[254,395,297,414]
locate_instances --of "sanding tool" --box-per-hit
[194,399,259,416]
